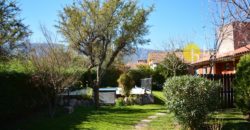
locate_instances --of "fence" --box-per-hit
[199,74,235,108]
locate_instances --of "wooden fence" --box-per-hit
[199,74,235,108]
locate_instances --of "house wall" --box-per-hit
[195,64,211,75]
[214,61,238,74]
[233,22,250,49]
[217,24,235,54]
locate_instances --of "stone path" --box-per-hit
[134,112,167,130]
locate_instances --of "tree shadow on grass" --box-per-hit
[10,106,161,130]
[222,122,250,130]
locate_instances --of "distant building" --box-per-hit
[147,52,185,69]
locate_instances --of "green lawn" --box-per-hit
[208,109,250,130]
[13,104,165,130]
[147,113,178,130]
[152,91,166,105]
[11,91,250,130]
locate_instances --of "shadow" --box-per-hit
[222,122,250,130]
[153,95,165,105]
[9,105,162,130]
[210,117,246,121]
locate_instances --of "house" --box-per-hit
[125,59,148,69]
[192,22,250,74]
[147,52,184,69]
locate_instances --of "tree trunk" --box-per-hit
[94,65,101,108]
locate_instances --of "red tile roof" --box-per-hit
[192,44,250,65]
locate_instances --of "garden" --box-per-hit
[1,0,250,130]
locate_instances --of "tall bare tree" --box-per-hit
[57,0,153,107]
[207,1,236,74]
[159,38,188,78]
[29,27,84,117]
[221,0,250,22]
[207,0,250,74]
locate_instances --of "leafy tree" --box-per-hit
[0,0,30,58]
[57,0,153,107]
[159,53,187,78]
[117,72,134,97]
[127,65,152,87]
[164,75,220,129]
[151,66,165,90]
[234,54,250,119]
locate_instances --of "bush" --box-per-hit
[117,73,135,97]
[164,75,220,129]
[115,97,124,107]
[128,66,152,87]
[101,67,123,87]
[80,67,123,88]
[234,54,250,115]
[0,72,46,123]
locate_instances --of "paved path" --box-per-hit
[134,112,167,130]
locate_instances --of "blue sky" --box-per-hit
[19,0,215,50]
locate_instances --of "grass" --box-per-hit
[147,113,178,130]
[152,91,165,105]
[146,108,250,130]
[11,91,250,130]
[12,104,165,130]
[208,109,250,130]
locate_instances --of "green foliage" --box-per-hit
[57,0,153,105]
[151,66,165,90]
[79,67,123,88]
[127,66,152,87]
[101,67,123,87]
[164,75,220,129]
[115,97,125,107]
[0,58,32,73]
[234,54,250,114]
[117,72,135,97]
[0,0,31,58]
[82,87,93,100]
[0,72,45,123]
[159,53,188,78]
[128,65,164,90]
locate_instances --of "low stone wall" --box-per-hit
[58,96,93,114]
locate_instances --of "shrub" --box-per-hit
[81,87,93,100]
[0,72,46,123]
[115,97,124,107]
[101,67,123,87]
[164,75,220,129]
[117,73,135,97]
[234,54,250,116]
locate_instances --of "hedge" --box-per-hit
[0,72,46,123]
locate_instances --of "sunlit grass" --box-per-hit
[14,105,164,130]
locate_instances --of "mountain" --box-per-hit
[30,43,161,64]
[123,48,162,63]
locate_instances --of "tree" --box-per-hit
[234,54,250,119]
[0,0,30,58]
[159,53,188,78]
[206,1,235,74]
[57,0,153,107]
[220,0,250,22]
[207,0,250,74]
[29,27,84,117]
[117,72,134,97]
